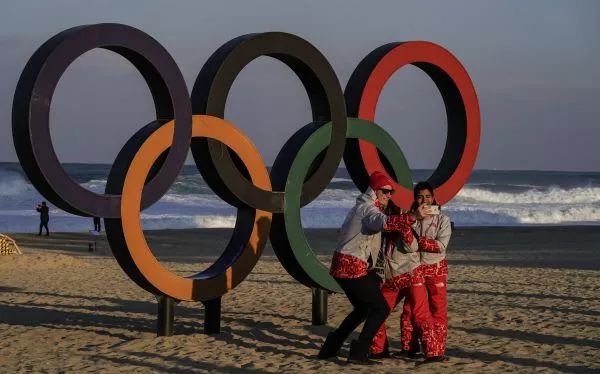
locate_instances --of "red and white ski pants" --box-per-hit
[370,273,436,357]
[401,260,448,357]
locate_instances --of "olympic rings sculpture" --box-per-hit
[12,24,480,304]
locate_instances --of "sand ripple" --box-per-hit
[1,247,598,373]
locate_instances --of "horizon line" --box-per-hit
[1,161,599,174]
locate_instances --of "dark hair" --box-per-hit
[413,181,434,199]
[410,181,438,212]
[383,200,402,243]
[384,199,402,215]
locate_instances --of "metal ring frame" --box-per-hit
[12,24,480,302]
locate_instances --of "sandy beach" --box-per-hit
[1,227,599,373]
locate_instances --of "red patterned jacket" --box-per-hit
[330,189,413,279]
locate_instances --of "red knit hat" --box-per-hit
[369,171,394,190]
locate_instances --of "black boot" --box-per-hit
[347,339,378,365]
[318,331,345,359]
[417,356,448,365]
[397,349,422,360]
[369,349,391,359]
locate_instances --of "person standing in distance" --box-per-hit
[36,201,50,236]
[93,217,101,232]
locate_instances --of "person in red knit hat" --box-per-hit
[318,171,417,364]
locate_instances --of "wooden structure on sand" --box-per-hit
[0,234,21,255]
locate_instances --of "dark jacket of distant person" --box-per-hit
[37,202,49,223]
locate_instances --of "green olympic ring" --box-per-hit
[278,118,412,293]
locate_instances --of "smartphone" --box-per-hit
[427,205,440,215]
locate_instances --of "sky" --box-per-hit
[1,0,599,171]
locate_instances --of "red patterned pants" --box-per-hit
[370,275,438,356]
[401,262,448,357]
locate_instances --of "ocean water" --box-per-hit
[1,162,600,232]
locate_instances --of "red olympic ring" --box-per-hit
[355,41,480,209]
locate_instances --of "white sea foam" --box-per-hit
[468,182,542,189]
[2,164,600,232]
[0,170,32,196]
[138,213,237,229]
[456,186,600,204]
[192,215,237,228]
[3,202,600,232]
[161,193,231,208]
[81,179,107,192]
[444,203,600,225]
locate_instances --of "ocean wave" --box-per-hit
[80,179,107,192]
[0,170,33,196]
[304,189,358,208]
[139,213,237,229]
[2,203,600,232]
[0,209,39,217]
[192,215,237,228]
[456,186,600,204]
[2,163,600,231]
[160,189,359,209]
[445,204,600,225]
[468,182,542,189]
[160,193,231,208]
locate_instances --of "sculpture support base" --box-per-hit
[157,295,175,336]
[312,288,328,325]
[203,297,222,334]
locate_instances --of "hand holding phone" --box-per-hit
[427,205,440,215]
[416,203,430,219]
